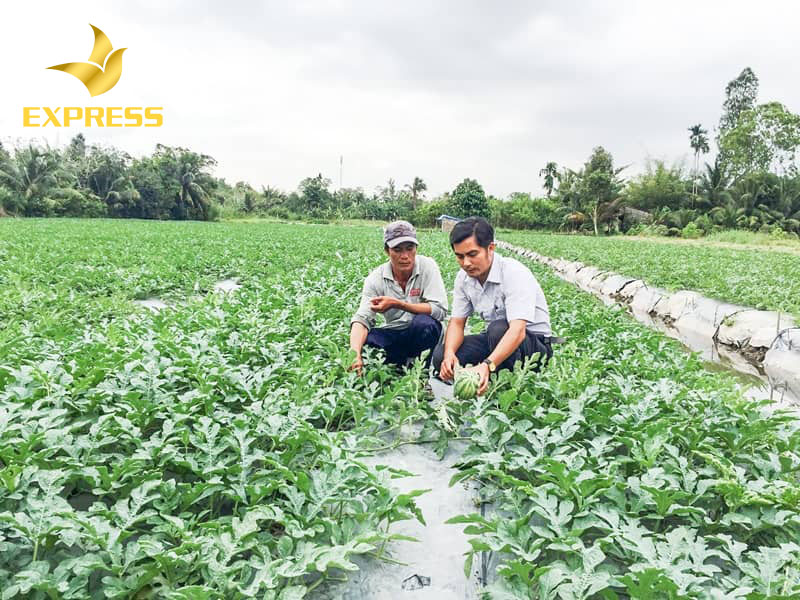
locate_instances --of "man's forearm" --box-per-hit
[396,300,432,315]
[488,321,527,365]
[350,322,368,355]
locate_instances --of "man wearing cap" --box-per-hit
[433,216,554,394]
[349,221,448,373]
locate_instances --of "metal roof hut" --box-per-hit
[436,214,461,233]
[619,207,653,232]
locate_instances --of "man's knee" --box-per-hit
[487,319,509,347]
[365,328,386,349]
[410,314,442,342]
[410,313,439,330]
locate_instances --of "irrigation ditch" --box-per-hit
[496,240,800,406]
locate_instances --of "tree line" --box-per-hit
[2,67,799,238]
[542,67,800,238]
[0,139,219,221]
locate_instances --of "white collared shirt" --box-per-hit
[451,253,552,335]
[351,255,448,331]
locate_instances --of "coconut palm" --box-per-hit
[104,176,141,217]
[731,177,766,216]
[774,178,800,225]
[698,158,732,208]
[405,177,427,210]
[179,168,209,220]
[539,162,559,197]
[150,144,216,220]
[688,124,710,198]
[0,144,71,215]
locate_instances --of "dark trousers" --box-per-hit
[366,314,443,366]
[432,319,553,375]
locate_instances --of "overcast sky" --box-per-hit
[1,1,798,197]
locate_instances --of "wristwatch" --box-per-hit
[482,358,496,373]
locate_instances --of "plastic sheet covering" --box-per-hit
[716,310,797,349]
[600,274,636,298]
[765,328,800,399]
[574,266,603,292]
[316,380,482,600]
[587,271,611,294]
[630,286,668,314]
[564,262,584,280]
[661,291,703,321]
[673,297,743,341]
[617,279,647,301]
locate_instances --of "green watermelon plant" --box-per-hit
[0,221,435,598]
[503,230,800,319]
[444,251,800,599]
[2,219,800,598]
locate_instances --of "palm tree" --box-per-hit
[177,168,209,219]
[688,125,710,198]
[104,176,141,217]
[0,144,70,215]
[710,201,742,229]
[553,168,584,231]
[698,158,732,209]
[564,209,587,232]
[152,144,216,220]
[731,177,765,215]
[405,177,427,210]
[774,178,800,227]
[539,162,559,197]
[721,176,769,230]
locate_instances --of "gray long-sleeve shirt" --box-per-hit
[351,255,448,331]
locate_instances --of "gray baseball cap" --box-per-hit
[384,220,418,248]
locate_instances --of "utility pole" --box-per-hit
[339,155,343,189]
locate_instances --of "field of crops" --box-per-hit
[501,232,800,318]
[3,220,800,598]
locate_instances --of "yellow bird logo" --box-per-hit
[47,24,126,97]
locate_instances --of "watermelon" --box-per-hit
[453,369,480,400]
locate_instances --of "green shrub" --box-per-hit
[681,222,704,239]
[206,203,221,222]
[626,223,669,237]
[694,214,713,234]
[769,225,789,240]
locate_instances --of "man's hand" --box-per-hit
[439,351,459,381]
[465,362,491,395]
[370,296,399,313]
[349,353,364,375]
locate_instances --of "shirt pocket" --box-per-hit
[478,298,493,321]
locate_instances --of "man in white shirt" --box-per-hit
[350,221,448,373]
[433,217,553,394]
